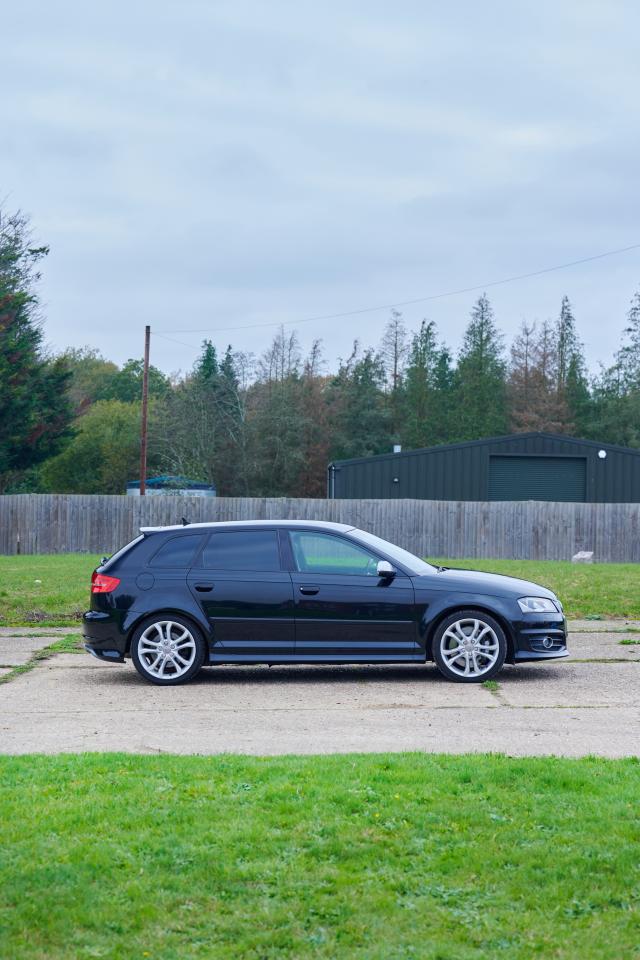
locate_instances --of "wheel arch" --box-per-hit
[125,608,210,655]
[425,604,515,662]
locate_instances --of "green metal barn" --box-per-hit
[327,432,640,502]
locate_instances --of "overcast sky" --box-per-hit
[2,1,640,376]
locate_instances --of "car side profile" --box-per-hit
[83,520,568,685]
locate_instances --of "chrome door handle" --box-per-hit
[299,586,319,595]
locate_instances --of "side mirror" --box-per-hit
[377,560,396,579]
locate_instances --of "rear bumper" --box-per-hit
[82,610,128,659]
[84,644,125,663]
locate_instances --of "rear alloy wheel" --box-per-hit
[433,610,506,683]
[131,616,206,685]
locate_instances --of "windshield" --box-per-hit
[348,528,436,576]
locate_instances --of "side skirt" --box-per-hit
[208,653,425,664]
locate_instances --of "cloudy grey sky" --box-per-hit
[2,0,640,375]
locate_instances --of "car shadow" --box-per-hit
[91,659,566,687]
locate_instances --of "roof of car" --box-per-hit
[139,519,356,534]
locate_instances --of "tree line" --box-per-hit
[2,208,640,497]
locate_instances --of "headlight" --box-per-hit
[517,597,558,613]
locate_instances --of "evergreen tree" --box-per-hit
[556,296,579,390]
[589,286,640,445]
[327,343,391,460]
[158,339,247,494]
[214,345,248,494]
[402,320,438,448]
[554,296,590,432]
[219,344,239,386]
[617,287,640,385]
[194,339,219,382]
[453,294,508,440]
[400,320,454,448]
[430,347,456,443]
[0,209,72,489]
[564,353,592,436]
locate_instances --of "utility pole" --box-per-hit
[139,325,151,496]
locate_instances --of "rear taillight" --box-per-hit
[91,572,121,594]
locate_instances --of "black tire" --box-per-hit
[130,614,207,685]
[432,609,507,683]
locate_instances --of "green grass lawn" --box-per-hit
[0,753,638,959]
[1,552,640,625]
[0,554,102,626]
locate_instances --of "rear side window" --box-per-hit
[150,534,204,568]
[202,531,281,571]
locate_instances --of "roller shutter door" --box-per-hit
[488,455,586,502]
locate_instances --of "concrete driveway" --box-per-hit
[1,623,638,757]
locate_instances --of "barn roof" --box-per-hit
[329,432,640,468]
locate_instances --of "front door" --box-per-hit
[187,529,295,662]
[287,530,419,661]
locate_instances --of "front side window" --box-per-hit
[202,531,281,571]
[290,531,381,576]
[150,534,205,568]
[349,529,434,575]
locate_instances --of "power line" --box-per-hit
[155,241,640,337]
[152,331,200,349]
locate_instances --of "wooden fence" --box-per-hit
[1,494,639,561]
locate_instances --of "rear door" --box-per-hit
[187,528,295,663]
[287,530,419,662]
[147,533,206,606]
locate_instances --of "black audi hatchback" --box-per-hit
[83,520,567,685]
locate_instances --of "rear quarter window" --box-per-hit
[101,535,144,570]
[149,534,205,568]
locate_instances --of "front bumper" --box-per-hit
[511,613,568,663]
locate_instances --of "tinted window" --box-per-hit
[150,534,204,568]
[102,534,144,570]
[290,531,380,576]
[202,531,281,571]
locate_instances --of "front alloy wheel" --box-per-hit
[433,610,506,683]
[131,616,206,685]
